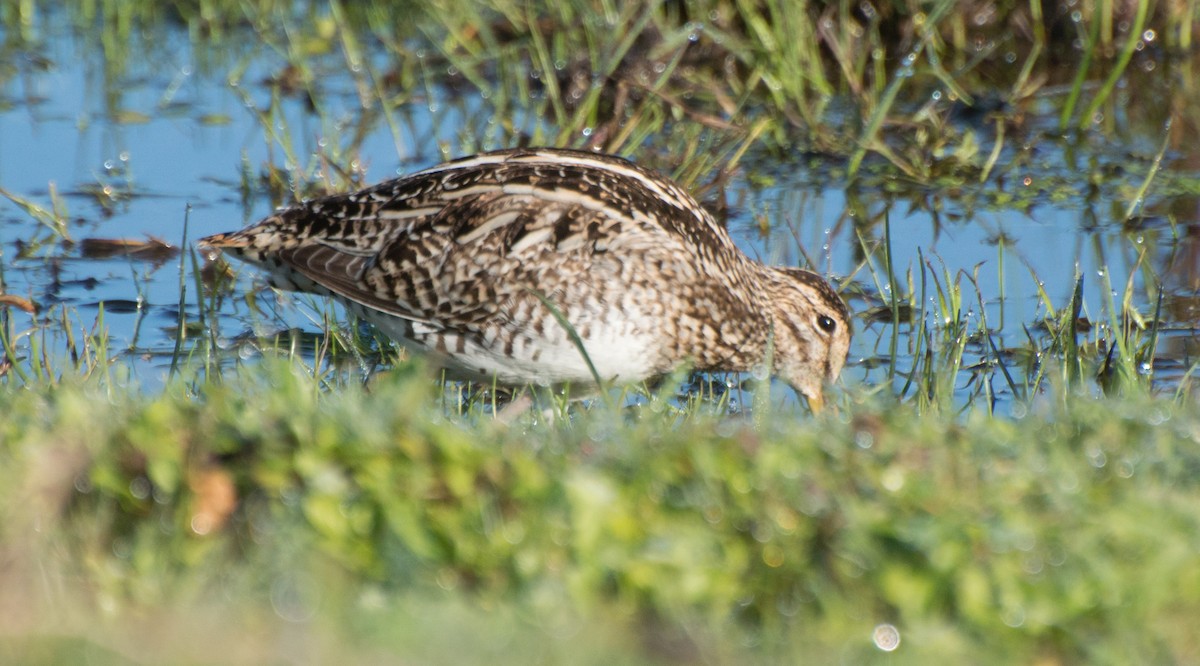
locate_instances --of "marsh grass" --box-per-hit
[0,183,72,244]
[845,198,1173,413]
[3,0,1200,663]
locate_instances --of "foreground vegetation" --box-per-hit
[1,362,1199,664]
[2,0,1200,662]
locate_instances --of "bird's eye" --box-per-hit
[817,315,837,334]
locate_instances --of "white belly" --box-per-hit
[363,308,668,387]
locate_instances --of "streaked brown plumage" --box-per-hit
[199,148,851,410]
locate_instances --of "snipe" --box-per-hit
[200,148,851,410]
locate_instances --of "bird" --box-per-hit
[199,148,851,411]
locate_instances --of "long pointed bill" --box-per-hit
[806,390,824,414]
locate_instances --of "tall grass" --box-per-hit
[27,0,1182,183]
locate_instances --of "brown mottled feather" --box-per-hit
[200,148,851,408]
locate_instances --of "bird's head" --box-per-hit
[761,266,852,412]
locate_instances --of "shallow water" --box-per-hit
[1,10,1197,408]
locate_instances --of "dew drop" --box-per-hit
[1003,607,1026,628]
[855,431,874,449]
[191,513,214,535]
[1023,553,1044,575]
[129,476,151,500]
[872,624,901,651]
[271,575,321,623]
[1117,459,1135,478]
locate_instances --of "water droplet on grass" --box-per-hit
[129,476,151,500]
[872,624,900,651]
[1003,607,1025,628]
[271,575,321,623]
[1117,459,1135,478]
[1023,553,1044,575]
[855,431,873,449]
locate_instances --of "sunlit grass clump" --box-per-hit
[1,360,1198,663]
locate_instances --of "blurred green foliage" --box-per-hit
[2,363,1199,662]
